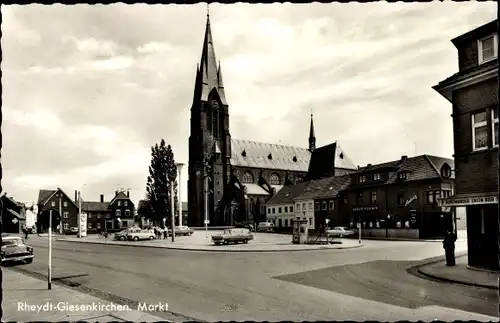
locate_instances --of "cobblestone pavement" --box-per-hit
[15,236,497,322]
[57,231,363,251]
[2,268,169,322]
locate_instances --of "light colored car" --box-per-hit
[169,226,194,236]
[257,222,275,232]
[326,226,355,237]
[1,236,34,265]
[115,227,141,241]
[212,228,254,245]
[127,229,155,241]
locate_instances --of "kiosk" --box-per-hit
[292,219,309,244]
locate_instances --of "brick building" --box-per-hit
[340,155,455,239]
[37,188,78,234]
[187,13,357,227]
[433,20,498,270]
[1,194,26,234]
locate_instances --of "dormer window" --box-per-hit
[478,34,498,64]
[339,153,344,159]
[398,172,408,180]
[373,173,381,181]
[268,153,273,160]
[241,150,247,157]
[358,175,366,183]
[292,156,297,162]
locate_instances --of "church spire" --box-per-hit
[309,113,316,152]
[197,8,227,105]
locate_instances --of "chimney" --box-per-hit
[367,164,372,167]
[75,190,78,203]
[100,194,104,203]
[127,191,130,198]
[115,190,119,197]
[401,155,408,161]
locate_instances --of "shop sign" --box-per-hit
[405,195,418,207]
[353,205,379,212]
[438,195,498,207]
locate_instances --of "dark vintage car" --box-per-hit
[168,226,194,236]
[1,236,34,265]
[212,228,254,245]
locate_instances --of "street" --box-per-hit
[12,236,498,321]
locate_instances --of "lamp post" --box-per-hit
[204,176,209,238]
[170,180,175,242]
[386,214,391,238]
[56,193,63,234]
[358,216,362,244]
[175,163,184,226]
[48,209,52,290]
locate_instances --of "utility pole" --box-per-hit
[358,216,361,244]
[204,176,209,238]
[175,163,184,226]
[58,194,63,234]
[170,182,175,242]
[78,191,82,238]
[48,209,52,290]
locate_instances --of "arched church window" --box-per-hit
[269,173,280,185]
[242,172,254,184]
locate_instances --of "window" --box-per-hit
[397,193,405,205]
[359,175,366,183]
[290,206,293,213]
[88,223,92,229]
[63,201,68,207]
[267,208,271,215]
[370,192,377,204]
[472,111,488,150]
[63,212,69,218]
[442,190,452,198]
[125,210,130,217]
[124,201,128,207]
[284,219,288,227]
[115,210,121,217]
[478,34,498,64]
[493,108,498,147]
[434,190,441,202]
[242,172,254,184]
[329,201,334,210]
[426,191,434,204]
[51,201,56,207]
[309,218,312,226]
[272,208,276,214]
[398,172,407,180]
[322,202,327,210]
[269,173,280,185]
[302,203,306,210]
[297,204,301,212]
[284,206,288,213]
[97,223,101,229]
[278,207,282,214]
[278,219,282,227]
[315,202,320,211]
[63,223,69,230]
[373,173,381,181]
[308,203,313,211]
[97,213,101,219]
[88,214,92,219]
[122,220,128,227]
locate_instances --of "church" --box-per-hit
[187,13,357,227]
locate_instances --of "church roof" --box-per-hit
[230,139,311,172]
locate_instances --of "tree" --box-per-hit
[137,199,154,221]
[145,139,178,226]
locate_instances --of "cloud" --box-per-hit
[1,3,496,205]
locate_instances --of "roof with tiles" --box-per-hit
[266,181,310,206]
[230,139,312,172]
[81,201,110,212]
[296,175,351,200]
[37,189,56,205]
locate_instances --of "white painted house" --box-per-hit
[265,181,310,229]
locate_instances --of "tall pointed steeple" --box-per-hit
[198,8,227,104]
[309,113,316,152]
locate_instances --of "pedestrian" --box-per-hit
[443,229,457,266]
[22,224,28,239]
[163,227,168,240]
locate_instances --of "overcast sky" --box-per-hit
[1,3,496,206]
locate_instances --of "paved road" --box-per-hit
[13,236,497,322]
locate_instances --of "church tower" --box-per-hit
[309,113,316,152]
[188,11,232,227]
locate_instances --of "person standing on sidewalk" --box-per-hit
[443,229,457,266]
[22,224,28,239]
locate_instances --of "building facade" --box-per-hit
[83,190,136,233]
[187,14,357,228]
[340,155,455,239]
[37,188,79,234]
[1,195,26,234]
[433,20,499,270]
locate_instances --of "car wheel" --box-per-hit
[133,236,139,241]
[25,258,33,264]
[214,242,220,245]
[223,240,229,245]
[243,239,248,244]
[120,236,126,241]
[149,236,154,240]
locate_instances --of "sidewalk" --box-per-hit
[2,268,168,322]
[57,232,364,252]
[417,254,499,290]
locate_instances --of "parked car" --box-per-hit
[127,229,156,241]
[114,227,142,241]
[168,226,194,236]
[67,227,79,235]
[326,226,355,237]
[212,228,254,245]
[257,222,275,232]
[1,236,34,265]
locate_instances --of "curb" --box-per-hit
[411,254,498,290]
[346,237,442,242]
[56,239,365,252]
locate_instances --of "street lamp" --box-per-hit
[386,214,391,238]
[358,216,362,244]
[55,193,63,234]
[175,163,184,226]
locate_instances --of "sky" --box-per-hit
[1,3,497,207]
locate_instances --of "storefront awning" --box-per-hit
[437,193,498,207]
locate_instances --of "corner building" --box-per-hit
[187,14,357,227]
[433,20,499,270]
